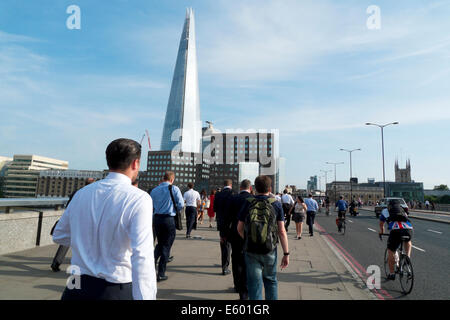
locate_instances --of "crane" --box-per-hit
[139,134,145,146]
[145,129,151,150]
[138,130,151,150]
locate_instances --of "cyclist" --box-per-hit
[379,199,413,280]
[335,196,348,232]
[349,200,357,216]
[325,196,330,215]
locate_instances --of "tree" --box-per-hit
[439,195,450,204]
[434,184,449,191]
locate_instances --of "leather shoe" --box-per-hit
[222,269,231,275]
[157,275,168,282]
[168,256,174,263]
[51,264,60,272]
[239,292,249,300]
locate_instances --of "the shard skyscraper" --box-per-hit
[160,8,201,153]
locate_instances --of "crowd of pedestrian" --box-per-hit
[51,138,334,301]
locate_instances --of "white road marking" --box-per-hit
[348,220,353,223]
[427,229,442,234]
[368,228,377,233]
[412,245,426,252]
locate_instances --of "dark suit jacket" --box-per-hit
[230,191,253,242]
[213,187,235,233]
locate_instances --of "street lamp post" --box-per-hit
[340,148,361,203]
[326,162,344,204]
[320,169,332,197]
[366,122,399,198]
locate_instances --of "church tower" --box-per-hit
[395,159,412,183]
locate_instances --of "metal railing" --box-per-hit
[0,197,69,213]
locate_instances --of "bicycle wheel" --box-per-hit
[342,220,346,235]
[383,248,390,278]
[399,254,414,294]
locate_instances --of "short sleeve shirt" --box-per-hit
[183,189,201,207]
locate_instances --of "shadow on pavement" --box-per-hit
[157,287,237,300]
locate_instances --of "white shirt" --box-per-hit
[53,172,156,300]
[281,194,295,205]
[184,189,201,207]
[275,195,281,202]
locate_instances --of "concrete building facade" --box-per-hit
[37,169,106,197]
[326,181,384,205]
[3,155,68,198]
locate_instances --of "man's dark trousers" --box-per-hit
[185,206,197,237]
[306,211,316,235]
[61,274,132,300]
[230,233,247,298]
[282,203,291,231]
[154,214,176,277]
[220,230,231,272]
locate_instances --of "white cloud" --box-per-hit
[0,30,41,43]
[230,98,450,136]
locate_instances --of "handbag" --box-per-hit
[168,185,183,231]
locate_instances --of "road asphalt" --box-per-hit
[315,208,450,300]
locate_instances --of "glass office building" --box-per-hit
[160,8,202,154]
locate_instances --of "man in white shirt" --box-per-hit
[183,183,201,238]
[53,138,156,300]
[281,190,295,232]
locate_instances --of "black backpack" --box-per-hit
[386,201,409,223]
[244,197,279,254]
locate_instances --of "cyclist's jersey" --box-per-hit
[380,208,413,231]
[336,200,348,211]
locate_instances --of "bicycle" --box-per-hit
[337,216,346,235]
[379,233,414,294]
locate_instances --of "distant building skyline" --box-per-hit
[2,155,68,198]
[1,1,449,189]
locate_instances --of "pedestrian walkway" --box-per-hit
[0,224,375,300]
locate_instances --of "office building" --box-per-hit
[142,150,204,193]
[144,10,285,194]
[307,176,318,192]
[204,128,279,192]
[160,8,202,153]
[0,156,13,197]
[3,155,68,198]
[326,181,383,205]
[37,169,106,197]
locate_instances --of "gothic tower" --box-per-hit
[395,159,411,183]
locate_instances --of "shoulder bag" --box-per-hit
[168,185,183,230]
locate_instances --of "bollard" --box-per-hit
[36,211,44,246]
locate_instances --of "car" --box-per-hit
[374,197,409,218]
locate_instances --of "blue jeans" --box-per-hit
[245,250,278,300]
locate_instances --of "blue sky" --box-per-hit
[1,0,449,189]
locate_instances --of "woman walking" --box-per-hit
[197,189,207,225]
[207,189,216,228]
[290,196,307,239]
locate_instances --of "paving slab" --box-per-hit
[0,223,376,300]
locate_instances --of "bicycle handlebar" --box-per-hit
[379,233,389,241]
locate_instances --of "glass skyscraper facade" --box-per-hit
[160,8,201,153]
